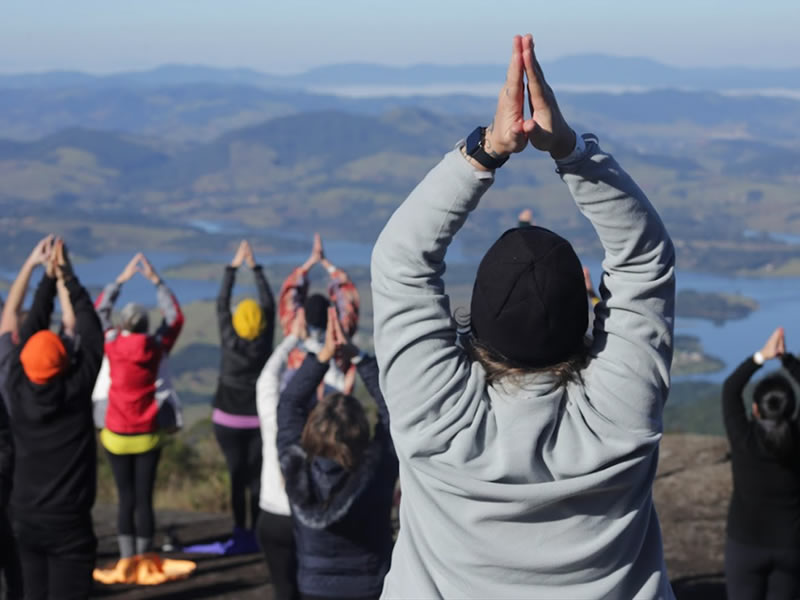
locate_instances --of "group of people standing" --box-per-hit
[213,237,397,600]
[1,31,799,600]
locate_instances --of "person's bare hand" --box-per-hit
[760,327,785,361]
[52,238,74,281]
[331,308,359,363]
[243,241,256,269]
[521,34,576,159]
[231,240,248,268]
[291,308,308,341]
[28,234,54,268]
[482,35,531,160]
[317,307,338,363]
[312,233,325,263]
[116,253,142,284]
[137,254,160,285]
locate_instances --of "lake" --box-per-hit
[2,236,798,384]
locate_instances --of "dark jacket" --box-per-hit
[6,274,104,516]
[214,265,275,416]
[277,354,398,599]
[0,397,12,508]
[722,353,800,548]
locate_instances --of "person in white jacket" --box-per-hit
[255,314,304,600]
[371,34,676,598]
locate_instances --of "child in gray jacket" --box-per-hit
[371,34,676,599]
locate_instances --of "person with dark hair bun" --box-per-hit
[722,326,800,599]
[277,307,397,600]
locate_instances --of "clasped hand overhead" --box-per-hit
[480,34,576,163]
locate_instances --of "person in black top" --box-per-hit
[214,240,276,537]
[0,391,23,599]
[277,307,398,600]
[5,239,104,600]
[722,326,800,600]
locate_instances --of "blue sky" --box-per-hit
[2,0,799,73]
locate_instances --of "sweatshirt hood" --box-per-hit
[281,443,382,529]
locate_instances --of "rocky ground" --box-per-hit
[89,433,732,599]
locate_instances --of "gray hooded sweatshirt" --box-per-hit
[371,135,676,599]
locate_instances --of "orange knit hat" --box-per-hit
[20,330,68,385]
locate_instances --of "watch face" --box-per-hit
[466,126,484,155]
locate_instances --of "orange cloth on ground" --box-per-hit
[20,331,68,384]
[93,554,196,586]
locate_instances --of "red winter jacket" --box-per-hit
[95,281,183,434]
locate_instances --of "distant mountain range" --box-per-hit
[2,55,800,92]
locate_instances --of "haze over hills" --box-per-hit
[2,54,800,277]
[3,55,800,91]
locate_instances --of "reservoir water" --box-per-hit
[2,237,798,384]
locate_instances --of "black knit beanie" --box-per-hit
[304,294,330,330]
[470,226,588,367]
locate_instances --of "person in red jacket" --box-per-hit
[95,253,184,560]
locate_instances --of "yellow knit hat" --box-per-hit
[232,299,264,340]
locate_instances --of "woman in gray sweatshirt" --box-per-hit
[371,34,676,599]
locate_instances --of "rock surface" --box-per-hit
[90,434,732,599]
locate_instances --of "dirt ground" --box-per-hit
[89,433,730,599]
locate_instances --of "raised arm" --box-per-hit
[561,137,676,431]
[276,354,327,458]
[323,261,359,338]
[57,278,76,338]
[370,38,536,457]
[153,282,183,354]
[248,243,276,344]
[217,263,239,350]
[513,32,676,432]
[96,253,140,333]
[18,273,57,346]
[278,234,320,336]
[56,243,104,400]
[0,235,53,336]
[354,356,386,424]
[257,333,300,418]
[138,255,183,354]
[722,357,760,445]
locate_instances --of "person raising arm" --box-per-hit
[371,33,674,599]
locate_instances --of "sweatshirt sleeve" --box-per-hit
[276,354,328,459]
[65,276,105,404]
[254,265,276,350]
[278,267,308,337]
[18,274,57,346]
[216,266,240,351]
[561,135,676,434]
[722,357,759,446]
[154,282,184,355]
[370,147,494,458]
[256,334,298,424]
[95,281,121,334]
[328,267,360,338]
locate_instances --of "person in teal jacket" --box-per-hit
[371,34,676,598]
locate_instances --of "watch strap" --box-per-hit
[466,127,509,169]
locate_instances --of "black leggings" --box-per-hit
[214,424,262,530]
[13,512,96,600]
[0,510,23,599]
[107,447,161,539]
[725,537,800,600]
[256,510,298,600]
